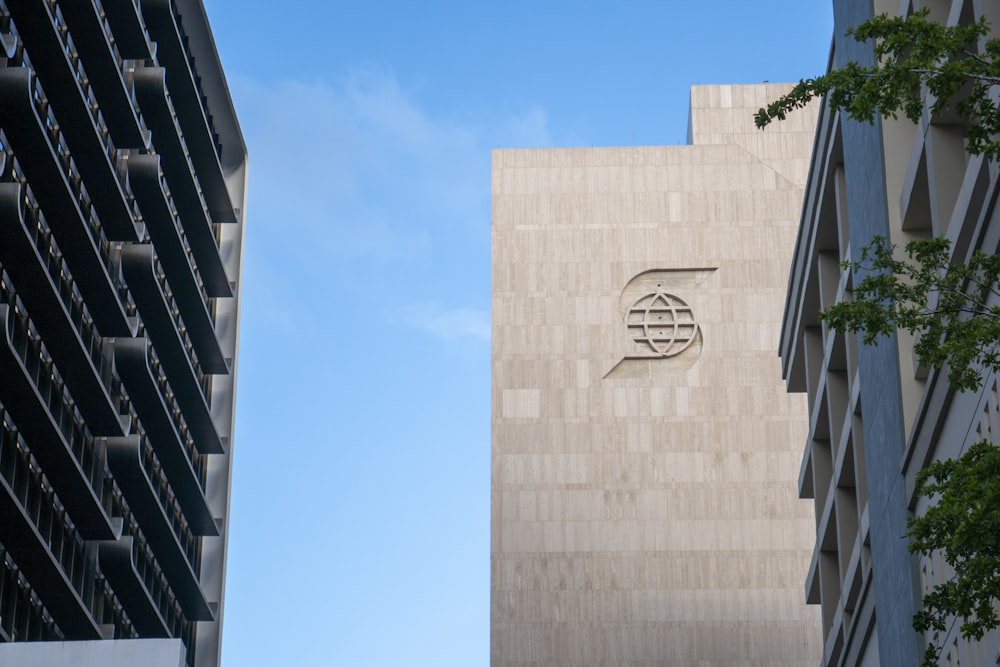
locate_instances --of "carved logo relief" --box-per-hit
[625,291,698,358]
[605,269,715,380]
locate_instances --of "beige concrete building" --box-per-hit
[491,84,823,665]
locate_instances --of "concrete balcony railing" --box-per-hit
[0,182,127,435]
[133,66,232,296]
[142,0,236,225]
[0,69,136,334]
[128,153,229,373]
[5,0,141,241]
[0,410,103,639]
[121,245,224,455]
[113,336,217,535]
[0,300,118,540]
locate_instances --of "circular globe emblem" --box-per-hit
[625,291,698,357]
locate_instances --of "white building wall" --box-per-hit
[0,639,186,667]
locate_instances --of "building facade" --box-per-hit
[0,1,245,666]
[779,0,1000,664]
[491,84,822,665]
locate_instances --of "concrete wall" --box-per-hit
[833,1,922,663]
[491,84,823,665]
[0,639,186,667]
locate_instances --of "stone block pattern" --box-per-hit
[491,84,822,666]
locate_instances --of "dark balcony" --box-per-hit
[0,183,124,436]
[141,0,237,225]
[113,337,217,535]
[100,0,153,60]
[120,245,224,455]
[4,0,140,241]
[0,422,102,639]
[133,66,231,297]
[97,537,171,637]
[128,154,228,372]
[0,304,118,540]
[0,68,133,336]
[58,1,148,149]
[105,435,214,621]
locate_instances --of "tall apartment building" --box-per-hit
[779,1,1000,664]
[491,84,822,665]
[0,1,245,666]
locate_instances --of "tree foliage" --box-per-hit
[755,8,1000,161]
[909,441,1000,667]
[755,8,1000,664]
[823,236,1000,393]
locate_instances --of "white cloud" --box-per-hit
[388,302,490,343]
[503,106,553,148]
[230,67,543,343]
[231,68,552,265]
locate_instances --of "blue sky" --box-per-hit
[203,2,834,665]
